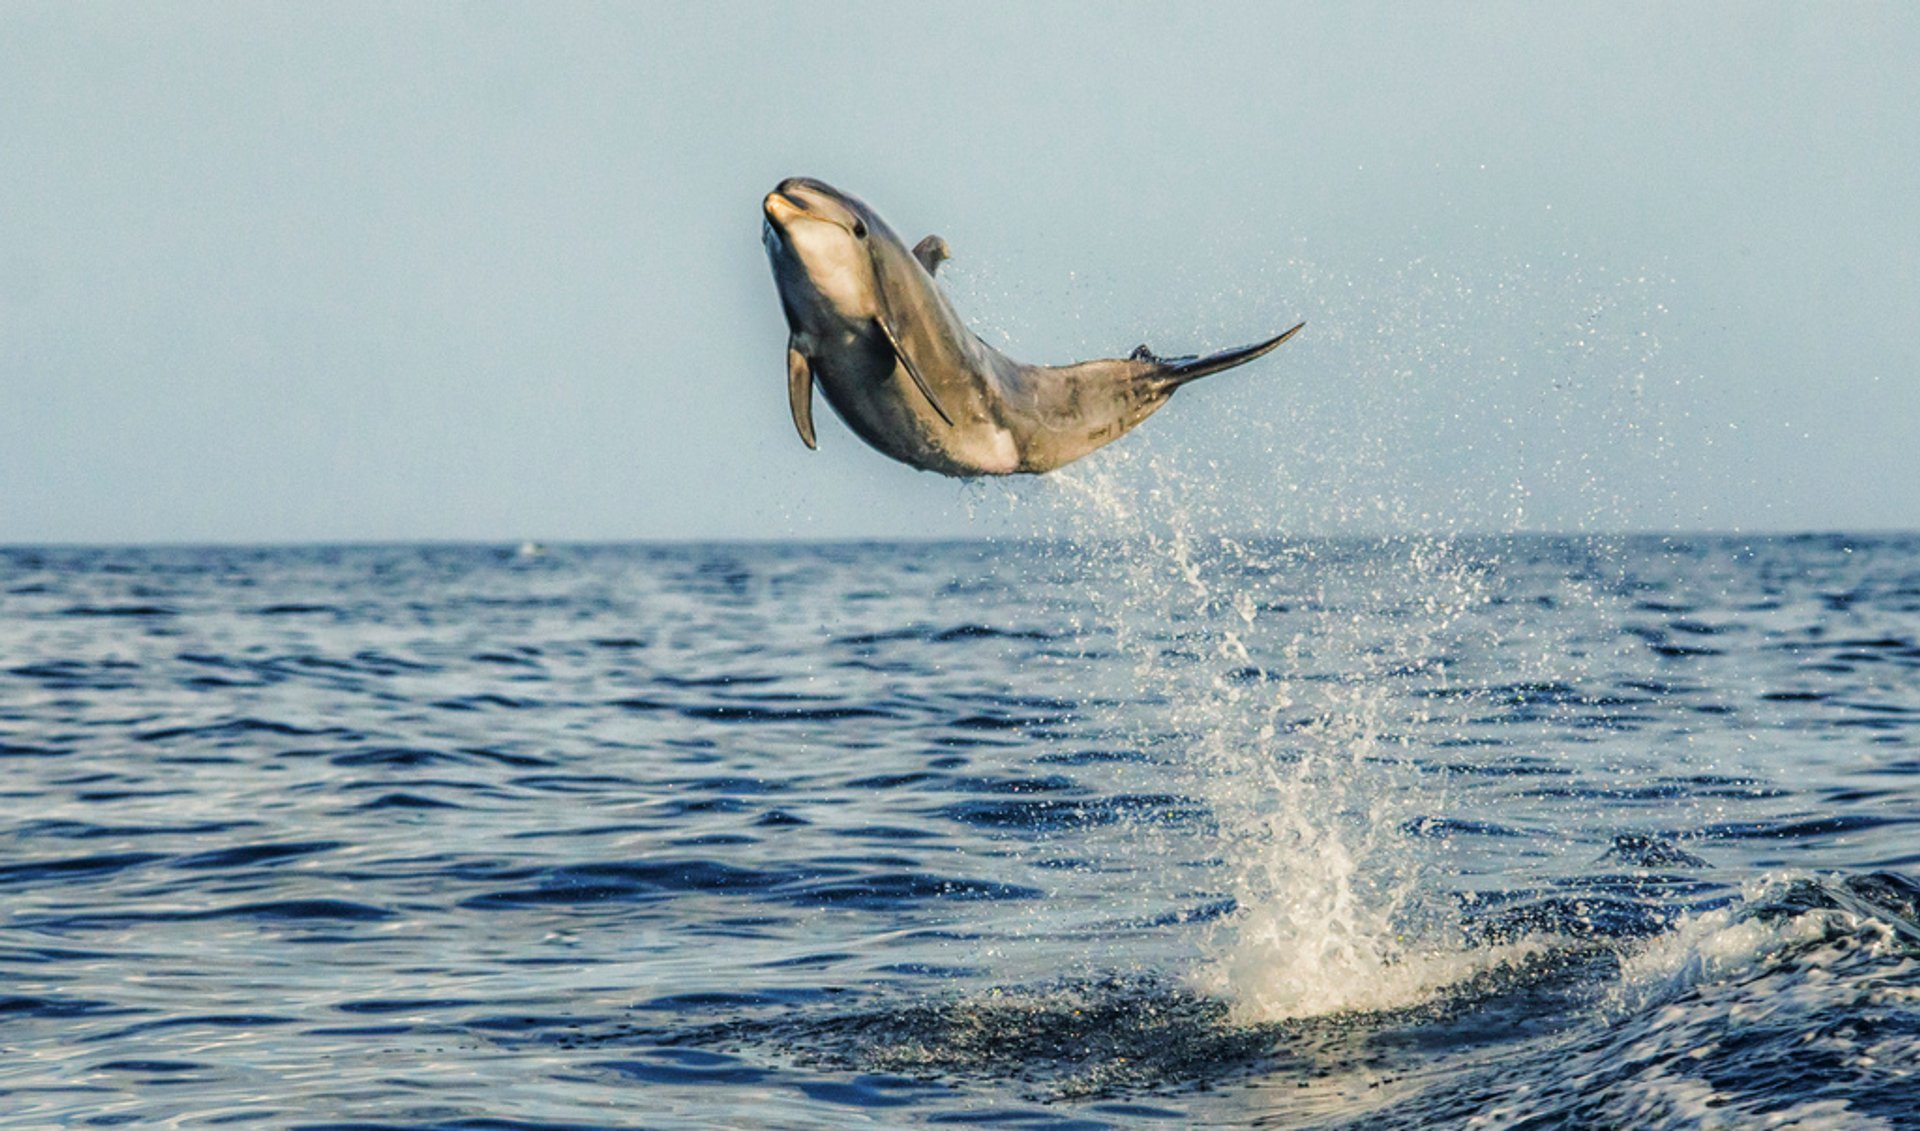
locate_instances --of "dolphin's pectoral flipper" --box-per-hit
[912,235,951,276]
[871,316,955,428]
[1154,321,1306,389]
[787,343,818,450]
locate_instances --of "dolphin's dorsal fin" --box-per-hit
[912,235,951,276]
[787,343,817,449]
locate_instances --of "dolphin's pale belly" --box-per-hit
[814,350,1020,478]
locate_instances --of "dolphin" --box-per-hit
[762,177,1303,477]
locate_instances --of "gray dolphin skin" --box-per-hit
[762,177,1304,477]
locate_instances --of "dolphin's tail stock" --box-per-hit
[1139,321,1305,391]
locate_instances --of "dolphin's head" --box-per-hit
[763,177,886,328]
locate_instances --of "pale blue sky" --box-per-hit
[3,3,1915,542]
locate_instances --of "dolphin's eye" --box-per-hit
[851,219,868,239]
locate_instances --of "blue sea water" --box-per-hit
[2,533,1918,1128]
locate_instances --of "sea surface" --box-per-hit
[3,533,1918,1128]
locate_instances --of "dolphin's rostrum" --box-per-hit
[763,178,1303,477]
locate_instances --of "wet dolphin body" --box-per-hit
[762,177,1304,477]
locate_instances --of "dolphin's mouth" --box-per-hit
[763,190,806,223]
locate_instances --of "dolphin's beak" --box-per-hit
[763,190,804,224]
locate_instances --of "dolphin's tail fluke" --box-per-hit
[1148,321,1305,390]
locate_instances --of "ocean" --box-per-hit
[2,529,1917,1128]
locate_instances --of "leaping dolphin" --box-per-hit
[762,177,1303,477]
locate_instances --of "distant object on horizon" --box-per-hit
[761,177,1303,477]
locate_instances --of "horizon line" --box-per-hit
[4,527,1917,552]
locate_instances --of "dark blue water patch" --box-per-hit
[636,986,848,1013]
[1422,680,1585,706]
[73,786,196,803]
[588,636,648,650]
[301,1024,414,1037]
[137,717,361,744]
[797,1073,949,1107]
[1090,1102,1190,1121]
[753,809,810,827]
[1835,698,1920,716]
[215,898,399,923]
[0,994,140,1019]
[82,1014,296,1042]
[1699,813,1912,841]
[832,825,941,840]
[430,694,548,711]
[26,899,395,929]
[677,775,789,795]
[1629,630,1728,659]
[833,622,1060,651]
[1033,748,1153,766]
[924,1113,1115,1129]
[91,1059,204,1073]
[1597,835,1709,868]
[470,650,545,667]
[792,873,1044,910]
[1428,736,1512,750]
[459,860,793,908]
[1523,779,1772,803]
[1667,618,1735,636]
[952,774,1078,795]
[13,818,252,840]
[58,604,178,618]
[323,1121,649,1131]
[670,833,759,848]
[0,852,167,886]
[941,794,1204,832]
[760,951,859,970]
[1405,817,1531,840]
[253,603,342,616]
[679,702,900,723]
[334,997,485,1015]
[353,791,467,811]
[1429,756,1572,778]
[6,660,141,690]
[873,963,983,978]
[459,746,558,769]
[846,771,944,789]
[652,796,751,818]
[466,1012,600,1034]
[651,671,782,688]
[507,773,642,794]
[172,841,341,870]
[931,624,1055,643]
[328,745,471,768]
[597,1049,772,1087]
[1109,898,1239,929]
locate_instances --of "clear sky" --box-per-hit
[3,3,1916,543]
